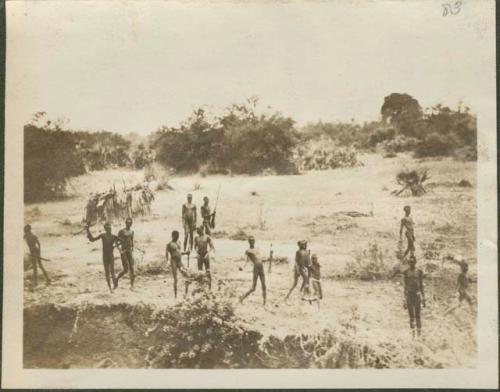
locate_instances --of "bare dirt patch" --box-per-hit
[23,154,477,368]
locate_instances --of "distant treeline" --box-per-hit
[24,113,153,202]
[24,93,477,202]
[300,93,477,161]
[150,99,298,176]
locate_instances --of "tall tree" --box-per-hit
[381,93,423,137]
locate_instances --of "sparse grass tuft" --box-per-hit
[344,243,393,280]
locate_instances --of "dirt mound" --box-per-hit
[457,179,472,187]
[229,229,250,241]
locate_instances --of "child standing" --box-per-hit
[309,254,323,300]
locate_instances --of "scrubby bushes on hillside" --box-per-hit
[152,101,299,175]
[73,130,132,170]
[146,292,262,368]
[25,125,86,202]
[294,138,361,171]
[24,94,477,202]
[299,121,373,148]
[24,114,154,202]
[379,135,420,154]
[301,95,477,160]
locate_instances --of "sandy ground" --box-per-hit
[24,153,477,367]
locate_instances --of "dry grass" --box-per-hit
[24,153,477,368]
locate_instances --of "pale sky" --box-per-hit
[6,0,495,134]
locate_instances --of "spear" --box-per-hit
[27,254,52,262]
[210,184,222,229]
[268,243,274,274]
[182,250,190,268]
[72,222,96,236]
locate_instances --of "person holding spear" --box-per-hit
[201,196,213,235]
[209,185,221,232]
[24,224,51,288]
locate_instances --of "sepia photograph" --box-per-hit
[2,0,498,389]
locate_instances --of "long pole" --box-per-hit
[214,185,221,211]
[211,184,222,228]
[27,254,52,262]
[268,243,273,274]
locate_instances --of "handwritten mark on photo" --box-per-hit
[442,1,462,16]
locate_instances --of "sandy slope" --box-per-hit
[24,153,477,367]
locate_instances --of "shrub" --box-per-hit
[453,145,477,161]
[380,135,420,153]
[344,243,392,280]
[415,132,454,157]
[146,291,262,368]
[24,125,86,202]
[294,138,361,171]
[225,114,298,175]
[393,168,430,196]
[74,130,132,170]
[369,127,396,147]
[420,240,445,261]
[300,121,372,148]
[152,103,299,175]
[131,144,154,169]
[24,115,149,202]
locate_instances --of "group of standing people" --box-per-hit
[24,198,473,338]
[83,193,217,296]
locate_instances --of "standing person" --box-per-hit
[166,230,190,299]
[194,226,215,289]
[400,205,415,260]
[456,262,474,310]
[200,196,213,235]
[24,224,50,288]
[445,261,475,314]
[115,217,135,290]
[309,254,323,300]
[403,255,425,337]
[285,240,311,300]
[86,222,120,293]
[239,236,266,306]
[182,194,197,252]
[125,190,133,218]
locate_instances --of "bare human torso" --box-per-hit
[183,203,196,225]
[195,235,212,256]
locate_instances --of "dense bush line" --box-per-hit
[24,94,477,202]
[24,117,153,202]
[151,102,299,175]
[301,94,477,160]
[25,125,87,202]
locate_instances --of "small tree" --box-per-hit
[24,125,86,202]
[394,168,430,197]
